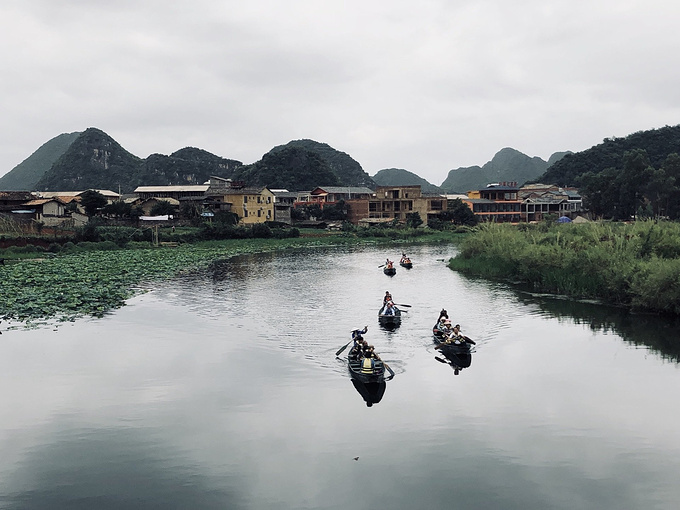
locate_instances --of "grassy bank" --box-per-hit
[449,221,680,315]
[0,229,463,325]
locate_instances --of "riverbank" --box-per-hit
[0,230,463,325]
[448,221,680,316]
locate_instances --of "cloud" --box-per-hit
[2,0,680,185]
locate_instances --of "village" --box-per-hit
[0,178,585,231]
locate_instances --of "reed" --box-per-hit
[449,221,680,315]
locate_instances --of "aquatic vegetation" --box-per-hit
[449,220,680,315]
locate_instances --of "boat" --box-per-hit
[433,322,473,354]
[383,265,396,276]
[399,255,413,269]
[348,356,387,384]
[378,303,402,328]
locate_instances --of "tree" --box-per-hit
[79,190,108,216]
[149,200,177,216]
[102,201,133,218]
[445,199,477,226]
[405,212,423,228]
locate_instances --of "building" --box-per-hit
[366,185,446,224]
[270,189,298,224]
[221,186,275,224]
[461,182,522,223]
[519,184,583,222]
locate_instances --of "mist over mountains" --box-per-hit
[2,124,678,194]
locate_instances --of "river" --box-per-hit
[1,243,679,509]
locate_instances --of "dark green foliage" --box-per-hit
[79,190,108,216]
[35,128,145,193]
[149,200,177,216]
[541,125,680,187]
[251,223,273,238]
[232,147,341,191]
[405,212,423,228]
[138,148,241,187]
[267,139,375,188]
[0,132,81,190]
[373,168,441,193]
[576,149,680,220]
[450,221,680,316]
[102,201,133,218]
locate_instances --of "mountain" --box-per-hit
[539,125,680,186]
[138,147,242,187]
[35,128,145,193]
[372,168,442,193]
[266,139,375,188]
[231,146,342,191]
[0,132,81,190]
[31,129,243,193]
[440,148,560,193]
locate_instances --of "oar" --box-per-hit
[378,264,385,268]
[335,340,354,356]
[383,361,395,378]
[393,303,411,307]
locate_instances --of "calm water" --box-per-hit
[1,244,679,509]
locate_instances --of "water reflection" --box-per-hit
[351,380,387,407]
[515,292,680,362]
[434,348,473,376]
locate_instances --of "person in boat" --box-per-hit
[382,301,396,315]
[349,327,369,360]
[383,291,392,305]
[385,259,394,269]
[438,308,449,322]
[400,253,411,264]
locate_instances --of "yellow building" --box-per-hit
[222,186,274,224]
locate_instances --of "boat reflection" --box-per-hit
[351,379,387,407]
[435,345,472,376]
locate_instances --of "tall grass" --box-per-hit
[449,221,680,315]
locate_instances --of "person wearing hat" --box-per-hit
[383,291,392,305]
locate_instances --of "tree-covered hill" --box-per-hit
[138,147,242,187]
[231,146,341,191]
[372,168,442,193]
[440,148,556,193]
[35,128,145,193]
[0,132,81,190]
[267,139,375,188]
[540,125,680,186]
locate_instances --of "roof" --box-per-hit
[134,185,209,193]
[139,197,180,205]
[38,190,120,198]
[312,186,375,195]
[0,191,37,201]
[222,187,269,195]
[23,198,65,206]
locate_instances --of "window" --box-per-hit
[257,210,261,217]
[244,196,248,203]
[257,196,261,203]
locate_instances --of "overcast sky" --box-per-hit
[2,0,680,185]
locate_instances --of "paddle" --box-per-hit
[335,339,354,356]
[393,303,411,307]
[382,361,395,379]
[378,264,385,268]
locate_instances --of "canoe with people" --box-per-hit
[378,300,402,328]
[340,326,395,383]
[382,258,396,275]
[399,253,413,269]
[432,308,476,354]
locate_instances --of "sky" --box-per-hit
[2,0,680,186]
